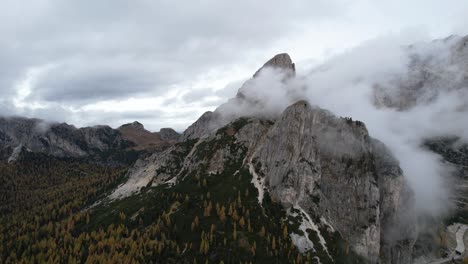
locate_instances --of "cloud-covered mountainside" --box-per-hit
[1,35,468,263]
[185,35,468,217]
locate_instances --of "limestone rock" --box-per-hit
[252,100,382,261]
[253,53,296,78]
[182,111,220,140]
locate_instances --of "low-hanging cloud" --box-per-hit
[217,33,468,218]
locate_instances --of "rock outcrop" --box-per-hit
[159,128,180,141]
[252,53,296,79]
[118,122,179,151]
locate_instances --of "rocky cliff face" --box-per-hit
[373,139,416,263]
[182,111,219,141]
[252,101,380,261]
[120,102,415,263]
[250,101,416,263]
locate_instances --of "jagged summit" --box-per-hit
[119,121,145,131]
[253,53,296,78]
[183,53,297,141]
[117,122,179,151]
[236,53,295,101]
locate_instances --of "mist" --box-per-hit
[217,33,468,218]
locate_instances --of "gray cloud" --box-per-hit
[0,0,339,103]
[29,58,175,103]
[0,0,468,131]
[213,33,468,218]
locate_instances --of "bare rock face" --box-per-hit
[109,139,195,199]
[250,101,416,263]
[182,111,220,141]
[252,53,296,78]
[237,53,295,101]
[118,122,179,151]
[252,101,382,261]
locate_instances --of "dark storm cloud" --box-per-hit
[0,0,340,105]
[29,58,175,103]
[1,0,467,130]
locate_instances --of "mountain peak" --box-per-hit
[119,121,145,131]
[159,128,180,141]
[253,53,295,78]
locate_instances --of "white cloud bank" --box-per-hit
[219,33,468,217]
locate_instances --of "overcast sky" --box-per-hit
[1,0,467,131]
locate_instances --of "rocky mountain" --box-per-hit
[0,117,130,160]
[159,128,180,141]
[106,54,417,263]
[118,121,179,151]
[0,117,179,163]
[2,36,468,263]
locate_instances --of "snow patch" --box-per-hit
[8,144,23,163]
[320,216,335,233]
[455,224,468,254]
[164,176,177,186]
[249,158,265,204]
[288,207,315,253]
[288,205,332,260]
[296,206,331,258]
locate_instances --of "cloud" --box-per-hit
[28,58,175,104]
[1,0,468,132]
[0,0,345,129]
[214,32,468,218]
